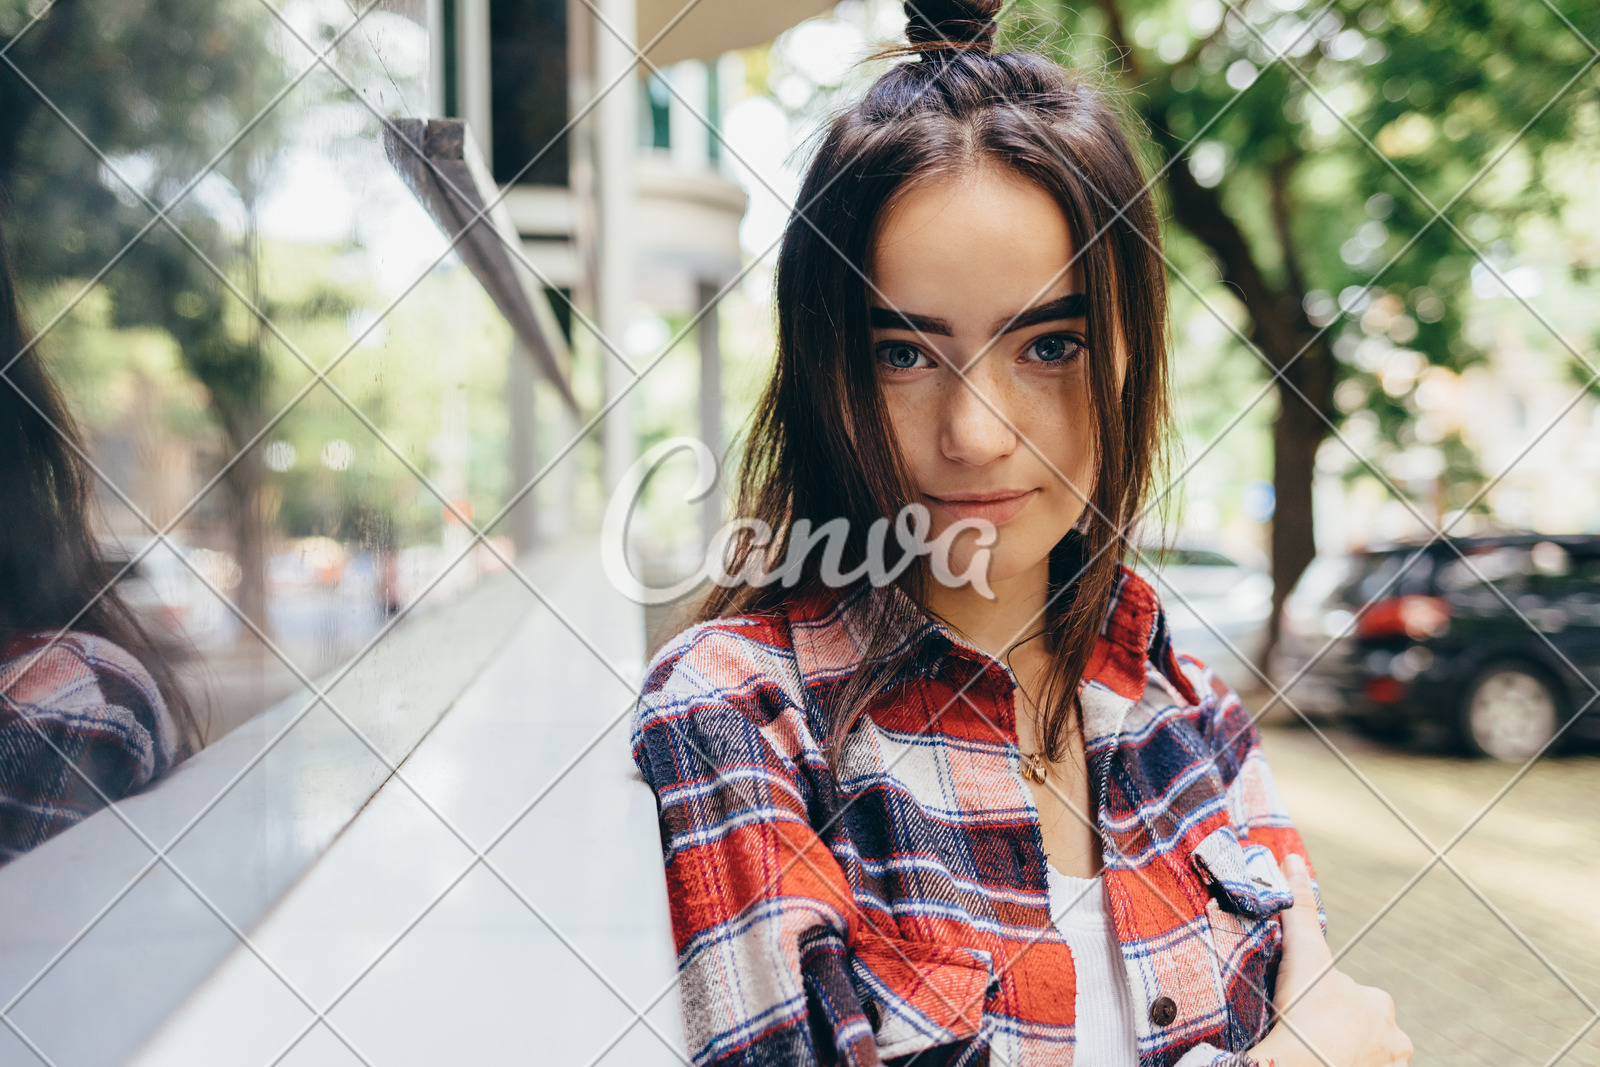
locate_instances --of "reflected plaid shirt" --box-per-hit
[0,632,179,864]
[632,567,1320,1067]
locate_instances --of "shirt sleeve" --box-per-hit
[0,637,169,863]
[1177,653,1327,935]
[1171,653,1330,1063]
[631,624,882,1067]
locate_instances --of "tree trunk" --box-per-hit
[1267,379,1325,658]
[216,404,269,642]
[1155,130,1335,672]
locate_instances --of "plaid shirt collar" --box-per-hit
[783,564,1200,742]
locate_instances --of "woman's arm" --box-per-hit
[1174,655,1410,1067]
[632,625,879,1067]
[1247,855,1413,1067]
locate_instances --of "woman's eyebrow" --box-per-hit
[868,293,1087,338]
[994,292,1088,335]
[869,307,953,335]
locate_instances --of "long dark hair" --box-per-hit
[693,0,1171,764]
[0,209,202,755]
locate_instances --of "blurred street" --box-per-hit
[1259,720,1600,1066]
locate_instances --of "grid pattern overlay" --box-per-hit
[0,0,1597,1064]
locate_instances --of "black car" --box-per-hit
[1271,534,1600,761]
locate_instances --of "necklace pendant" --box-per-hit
[1019,751,1048,784]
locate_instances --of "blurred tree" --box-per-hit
[1005,0,1599,658]
[0,0,286,634]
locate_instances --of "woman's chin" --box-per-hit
[934,544,1044,595]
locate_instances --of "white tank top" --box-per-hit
[1046,865,1140,1066]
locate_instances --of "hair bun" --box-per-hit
[904,0,1000,54]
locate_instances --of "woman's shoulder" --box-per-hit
[640,608,807,708]
[1,631,175,742]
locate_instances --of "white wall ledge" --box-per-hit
[0,556,536,1066]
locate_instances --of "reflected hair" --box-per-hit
[0,204,203,755]
[691,0,1170,765]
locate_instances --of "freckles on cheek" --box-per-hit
[880,390,923,465]
[1034,380,1098,488]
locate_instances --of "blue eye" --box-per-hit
[876,342,928,371]
[1028,335,1083,364]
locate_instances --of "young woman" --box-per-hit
[0,211,201,863]
[632,3,1411,1064]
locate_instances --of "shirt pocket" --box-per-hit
[1189,824,1291,1047]
[849,928,994,1060]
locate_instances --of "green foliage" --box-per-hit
[1,0,291,465]
[1005,0,1599,516]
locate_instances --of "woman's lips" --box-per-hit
[925,489,1039,526]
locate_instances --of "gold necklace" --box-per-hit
[1018,748,1050,784]
[1017,694,1084,786]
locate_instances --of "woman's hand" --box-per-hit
[1246,853,1413,1067]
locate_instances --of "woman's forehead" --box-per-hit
[868,167,1088,327]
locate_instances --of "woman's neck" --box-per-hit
[922,556,1052,662]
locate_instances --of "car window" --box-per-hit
[1166,549,1237,568]
[1336,549,1435,605]
[1133,547,1239,569]
[1533,548,1600,602]
[1437,545,1531,593]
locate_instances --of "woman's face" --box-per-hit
[867,165,1122,592]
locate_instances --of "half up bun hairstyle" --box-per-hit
[901,0,1001,56]
[692,0,1172,768]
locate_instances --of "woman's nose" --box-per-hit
[938,364,1018,467]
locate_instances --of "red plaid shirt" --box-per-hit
[0,631,179,864]
[632,567,1320,1066]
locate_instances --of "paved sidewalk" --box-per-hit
[1259,723,1600,1066]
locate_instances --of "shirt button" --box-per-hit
[1149,995,1177,1027]
[862,999,882,1032]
